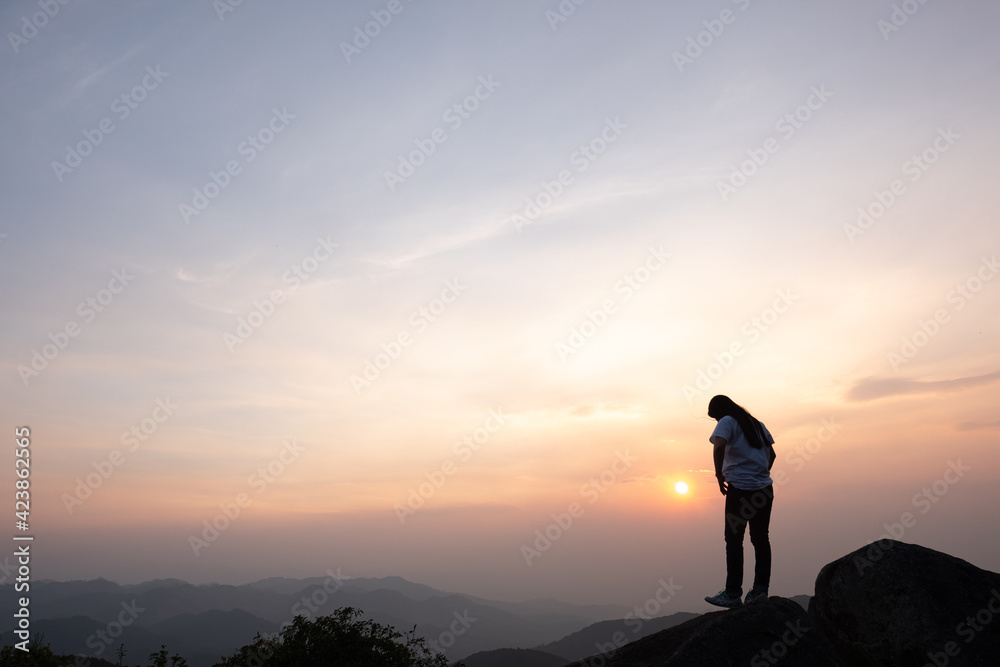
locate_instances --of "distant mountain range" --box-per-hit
[535,611,701,662]
[461,648,568,667]
[1,576,809,667]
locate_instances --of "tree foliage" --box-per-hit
[0,636,182,667]
[0,635,71,667]
[212,608,456,667]
[142,646,187,667]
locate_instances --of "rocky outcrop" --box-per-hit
[565,541,1000,667]
[810,540,1000,666]
[566,596,841,667]
[536,612,699,662]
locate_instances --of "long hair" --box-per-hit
[707,395,766,449]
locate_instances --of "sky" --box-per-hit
[1,0,999,614]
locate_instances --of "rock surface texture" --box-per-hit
[810,540,1000,666]
[566,596,841,667]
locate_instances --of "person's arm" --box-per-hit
[759,422,776,471]
[711,435,727,495]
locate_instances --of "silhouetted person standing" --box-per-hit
[704,395,776,608]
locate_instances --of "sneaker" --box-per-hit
[745,589,768,605]
[704,589,743,608]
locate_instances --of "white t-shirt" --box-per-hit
[712,415,774,491]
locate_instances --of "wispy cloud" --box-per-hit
[566,404,646,420]
[47,42,148,113]
[956,420,1000,431]
[847,371,1000,402]
[175,265,237,286]
[364,175,659,272]
[619,473,660,485]
[364,217,508,271]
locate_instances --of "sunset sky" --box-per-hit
[2,0,999,612]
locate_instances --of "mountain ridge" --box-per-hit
[1,574,663,666]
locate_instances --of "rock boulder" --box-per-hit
[810,540,1000,666]
[567,596,841,667]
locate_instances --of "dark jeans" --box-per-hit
[724,484,773,596]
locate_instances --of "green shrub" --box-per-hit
[212,608,458,667]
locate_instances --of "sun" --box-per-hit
[674,481,689,495]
